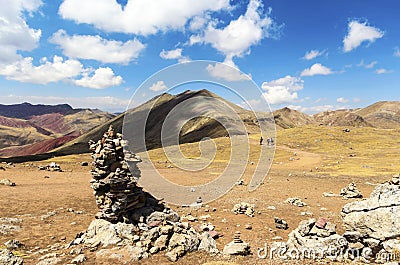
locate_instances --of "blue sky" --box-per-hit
[0,0,399,113]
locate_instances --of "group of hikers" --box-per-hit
[259,136,274,146]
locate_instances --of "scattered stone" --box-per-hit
[0,218,22,235]
[235,179,245,186]
[4,239,23,250]
[41,211,57,221]
[315,217,328,229]
[271,236,283,241]
[342,128,351,133]
[37,253,62,265]
[274,217,288,230]
[285,197,307,207]
[70,254,86,264]
[0,249,23,265]
[323,191,338,197]
[223,231,250,256]
[300,211,313,217]
[0,178,15,186]
[81,162,88,166]
[320,207,327,211]
[340,182,362,199]
[40,162,62,172]
[198,232,218,254]
[232,202,255,217]
[244,223,252,230]
[266,206,276,210]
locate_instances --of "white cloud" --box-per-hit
[302,49,325,60]
[336,97,349,103]
[189,14,211,31]
[159,48,190,63]
[0,0,42,63]
[0,55,83,84]
[191,0,279,60]
[357,59,377,69]
[74,67,123,89]
[149,81,168,92]
[288,104,334,114]
[343,20,384,52]
[394,47,400,57]
[375,68,393,74]
[301,63,333,77]
[50,30,145,64]
[206,59,250,82]
[59,0,230,35]
[261,75,304,105]
[0,94,129,112]
[353,98,361,103]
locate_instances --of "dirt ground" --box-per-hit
[0,128,397,264]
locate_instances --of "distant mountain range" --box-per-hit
[0,103,115,157]
[0,93,399,161]
[274,101,400,129]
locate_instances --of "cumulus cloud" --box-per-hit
[206,59,250,81]
[288,104,334,114]
[343,20,384,52]
[59,0,230,35]
[159,48,190,63]
[191,0,280,61]
[149,81,168,92]
[73,67,123,89]
[336,97,349,103]
[375,68,393,74]
[302,49,325,60]
[0,55,83,84]
[261,75,304,105]
[357,59,377,69]
[0,0,42,63]
[50,30,145,64]
[301,63,333,77]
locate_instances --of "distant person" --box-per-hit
[266,138,271,145]
[259,136,263,145]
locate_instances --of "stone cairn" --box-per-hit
[68,126,218,262]
[88,125,149,223]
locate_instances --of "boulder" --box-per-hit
[341,182,400,241]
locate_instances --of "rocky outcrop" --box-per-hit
[285,218,346,260]
[341,175,400,262]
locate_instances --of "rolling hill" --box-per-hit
[0,103,115,157]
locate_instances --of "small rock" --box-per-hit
[81,162,89,166]
[244,223,252,230]
[267,206,276,210]
[285,197,307,207]
[4,239,23,250]
[71,254,86,264]
[0,178,15,186]
[274,217,288,230]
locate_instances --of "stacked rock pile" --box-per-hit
[223,231,250,256]
[88,125,149,222]
[68,126,218,262]
[340,182,362,199]
[232,202,255,217]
